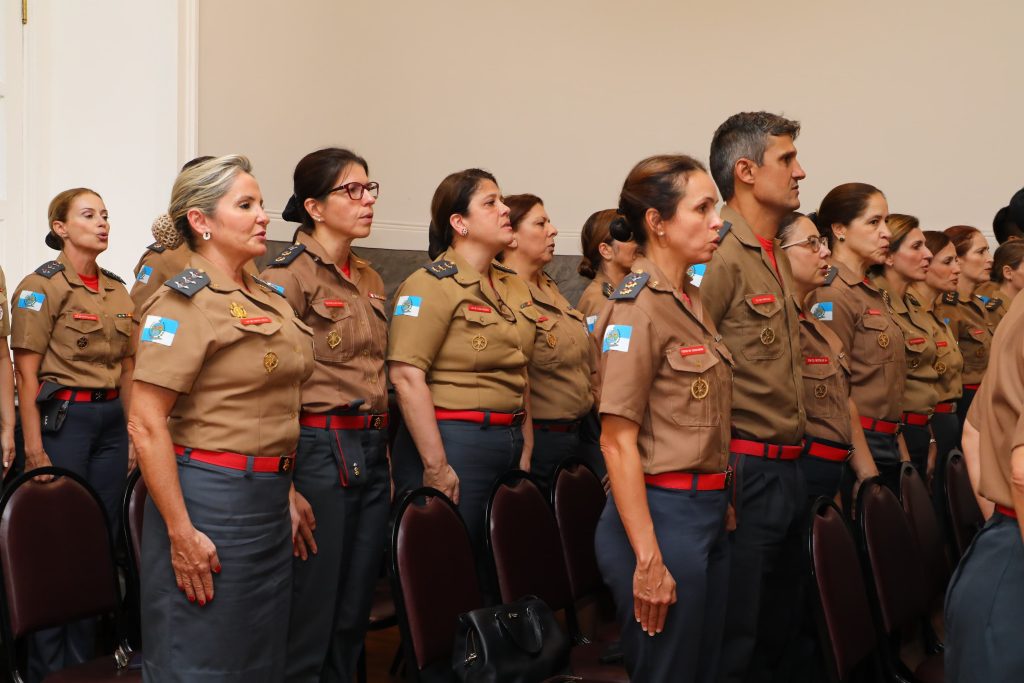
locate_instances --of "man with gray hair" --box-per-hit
[700,111,808,682]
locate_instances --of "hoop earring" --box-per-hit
[202,231,211,241]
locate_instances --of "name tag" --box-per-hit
[751,294,776,305]
[805,356,830,365]
[937,341,948,348]
[970,328,984,336]
[537,316,549,323]
[324,300,346,308]
[908,337,925,345]
[866,308,882,315]
[241,317,272,326]
[679,345,706,357]
[467,304,492,313]
[73,313,99,321]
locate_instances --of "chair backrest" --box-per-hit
[122,468,148,574]
[0,467,119,639]
[551,458,606,601]
[944,451,984,559]
[898,463,950,602]
[487,471,574,613]
[390,487,482,673]
[807,497,878,681]
[857,478,928,634]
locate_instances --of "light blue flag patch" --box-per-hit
[602,325,632,352]
[141,315,179,347]
[978,295,991,304]
[136,265,153,284]
[810,302,833,321]
[688,263,707,287]
[586,315,597,333]
[265,281,285,296]
[394,295,422,317]
[17,290,45,312]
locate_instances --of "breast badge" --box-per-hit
[814,384,828,399]
[327,330,341,349]
[934,361,947,374]
[691,377,710,400]
[759,327,775,345]
[77,337,88,349]
[263,351,279,374]
[546,333,558,349]
[471,335,488,351]
[877,333,890,348]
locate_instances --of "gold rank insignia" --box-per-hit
[691,377,710,400]
[471,335,488,351]
[760,327,775,345]
[934,361,947,374]
[264,351,279,374]
[546,333,558,348]
[877,333,889,348]
[327,330,341,349]
[814,384,828,399]
[229,301,247,318]
[77,336,88,349]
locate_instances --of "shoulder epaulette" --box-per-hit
[424,260,458,279]
[252,275,285,297]
[146,241,167,254]
[35,261,64,278]
[905,292,920,307]
[601,281,614,298]
[609,272,650,300]
[164,269,211,298]
[823,266,838,285]
[492,261,517,274]
[100,268,126,285]
[267,243,306,267]
[984,297,1002,311]
[718,221,732,240]
[942,291,958,304]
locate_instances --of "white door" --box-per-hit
[0,0,25,285]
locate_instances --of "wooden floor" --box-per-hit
[364,625,404,682]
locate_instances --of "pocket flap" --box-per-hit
[802,356,839,380]
[64,312,103,334]
[232,316,283,336]
[743,293,783,318]
[457,304,499,326]
[666,345,721,373]
[311,299,353,322]
[861,312,889,331]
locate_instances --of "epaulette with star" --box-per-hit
[101,268,126,285]
[609,272,650,300]
[601,281,614,297]
[147,241,167,254]
[492,261,517,274]
[252,275,285,297]
[905,292,920,307]
[942,291,959,304]
[267,243,306,267]
[424,260,458,279]
[823,266,838,285]
[35,261,64,278]
[164,269,211,297]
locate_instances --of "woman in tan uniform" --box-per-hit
[776,213,876,502]
[986,240,1024,325]
[807,183,910,492]
[10,187,134,679]
[576,208,637,330]
[500,194,600,487]
[911,231,965,477]
[868,214,940,482]
[593,155,733,682]
[935,225,995,429]
[129,156,313,682]
[259,147,390,683]
[387,168,537,549]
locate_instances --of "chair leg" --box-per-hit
[356,643,366,683]
[389,645,403,676]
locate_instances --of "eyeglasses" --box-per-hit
[329,181,380,200]
[781,235,828,252]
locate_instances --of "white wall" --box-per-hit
[197,0,1022,254]
[4,0,181,290]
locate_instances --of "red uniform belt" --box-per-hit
[804,439,853,462]
[729,438,802,461]
[900,412,931,427]
[173,444,295,474]
[934,401,957,414]
[963,384,980,391]
[533,419,580,433]
[644,469,732,491]
[52,388,119,402]
[860,416,901,434]
[299,412,388,430]
[996,504,1017,519]
[435,409,526,426]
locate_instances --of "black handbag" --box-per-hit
[453,595,571,683]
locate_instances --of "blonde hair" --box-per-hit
[167,155,253,248]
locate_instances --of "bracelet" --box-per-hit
[929,438,937,444]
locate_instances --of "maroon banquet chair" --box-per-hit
[898,463,950,607]
[0,466,140,681]
[943,451,984,561]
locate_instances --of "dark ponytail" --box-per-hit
[427,168,497,260]
[577,208,618,279]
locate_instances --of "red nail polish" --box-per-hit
[198,599,206,607]
[214,565,221,574]
[188,595,195,603]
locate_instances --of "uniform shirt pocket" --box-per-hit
[665,348,720,426]
[859,313,895,364]
[802,358,844,420]
[63,312,105,361]
[532,314,561,367]
[310,299,354,363]
[740,293,784,361]
[903,335,928,370]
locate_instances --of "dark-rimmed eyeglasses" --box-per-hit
[329,181,380,200]
[781,235,828,252]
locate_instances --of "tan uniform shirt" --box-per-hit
[869,275,939,415]
[971,293,1024,508]
[978,287,1011,327]
[908,286,963,403]
[0,267,10,338]
[259,233,389,414]
[808,263,907,421]
[798,310,852,445]
[525,272,593,421]
[11,253,134,389]
[131,243,191,315]
[935,292,995,386]
[576,273,615,333]
[386,248,537,412]
[133,254,313,457]
[594,257,732,474]
[700,206,805,444]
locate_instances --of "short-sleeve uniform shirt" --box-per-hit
[133,254,314,457]
[935,292,994,386]
[11,253,134,389]
[870,275,939,415]
[131,242,191,316]
[798,308,852,445]
[259,233,389,414]
[386,248,537,412]
[908,286,964,403]
[808,262,907,421]
[593,257,733,475]
[576,273,615,334]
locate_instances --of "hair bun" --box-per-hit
[44,231,62,250]
[151,213,184,249]
[608,215,633,242]
[282,194,308,223]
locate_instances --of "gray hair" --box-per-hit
[709,112,801,202]
[167,154,253,248]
